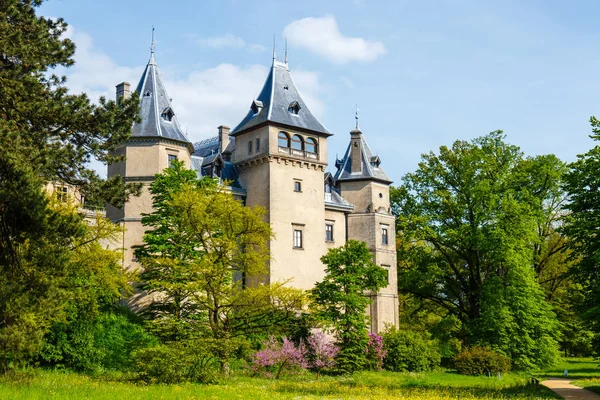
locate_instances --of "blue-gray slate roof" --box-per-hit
[334,130,392,184]
[231,60,330,136]
[132,51,191,144]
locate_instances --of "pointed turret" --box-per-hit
[231,58,330,136]
[334,124,391,184]
[131,46,190,144]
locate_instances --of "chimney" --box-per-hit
[116,82,131,101]
[218,125,231,154]
[350,128,362,173]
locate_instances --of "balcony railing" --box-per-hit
[278,146,319,160]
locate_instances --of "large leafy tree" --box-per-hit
[563,116,600,349]
[0,1,139,371]
[311,240,388,373]
[392,132,560,369]
[135,163,305,373]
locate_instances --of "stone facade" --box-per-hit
[107,50,399,332]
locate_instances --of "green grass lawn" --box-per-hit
[534,357,600,395]
[0,369,559,400]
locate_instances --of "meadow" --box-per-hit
[0,369,560,400]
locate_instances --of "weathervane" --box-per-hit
[355,104,360,130]
[151,26,155,54]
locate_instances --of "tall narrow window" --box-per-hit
[56,186,68,202]
[293,229,303,249]
[382,265,390,284]
[248,140,253,155]
[294,181,302,192]
[168,154,177,166]
[325,224,334,242]
[256,137,260,152]
[381,226,389,245]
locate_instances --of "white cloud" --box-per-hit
[283,16,386,64]
[196,33,267,53]
[197,34,245,49]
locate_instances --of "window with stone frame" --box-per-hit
[381,225,389,245]
[325,224,334,242]
[293,229,303,249]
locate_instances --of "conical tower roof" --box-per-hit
[231,58,330,136]
[131,47,190,144]
[334,128,392,184]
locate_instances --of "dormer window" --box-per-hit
[144,90,152,97]
[370,155,381,168]
[288,101,301,115]
[251,99,263,115]
[161,107,174,122]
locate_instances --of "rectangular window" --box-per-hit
[256,137,260,152]
[248,140,253,154]
[382,226,389,245]
[294,181,302,192]
[293,229,303,249]
[382,265,391,284]
[168,154,177,166]
[325,224,334,242]
[56,186,68,202]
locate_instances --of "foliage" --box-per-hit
[365,333,386,371]
[0,0,139,373]
[133,340,219,384]
[311,240,388,374]
[251,336,308,379]
[39,308,156,372]
[306,331,339,378]
[453,347,511,376]
[0,199,131,372]
[562,116,600,353]
[136,163,305,372]
[382,328,441,372]
[392,132,561,370]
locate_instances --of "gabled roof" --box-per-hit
[334,129,392,184]
[231,59,330,136]
[131,50,190,144]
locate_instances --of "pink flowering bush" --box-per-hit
[252,336,307,379]
[365,333,386,371]
[306,331,339,379]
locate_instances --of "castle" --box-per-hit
[106,45,399,332]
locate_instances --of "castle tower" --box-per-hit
[334,119,399,332]
[230,55,332,289]
[107,45,193,271]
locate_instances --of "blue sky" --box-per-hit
[39,0,600,183]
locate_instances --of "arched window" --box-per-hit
[278,131,290,148]
[305,137,317,154]
[291,134,304,151]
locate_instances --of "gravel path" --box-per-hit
[541,378,600,400]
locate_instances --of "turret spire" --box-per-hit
[284,38,288,64]
[272,35,276,64]
[355,104,360,130]
[151,26,155,55]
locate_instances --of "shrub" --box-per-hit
[382,328,441,372]
[133,340,219,384]
[453,346,511,375]
[306,331,339,378]
[251,336,307,379]
[365,333,386,371]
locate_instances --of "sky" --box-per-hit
[38,0,600,184]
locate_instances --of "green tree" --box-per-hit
[135,163,305,373]
[563,116,600,350]
[392,132,560,369]
[0,1,140,371]
[311,240,388,373]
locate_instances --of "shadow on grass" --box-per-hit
[540,368,600,380]
[271,381,559,399]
